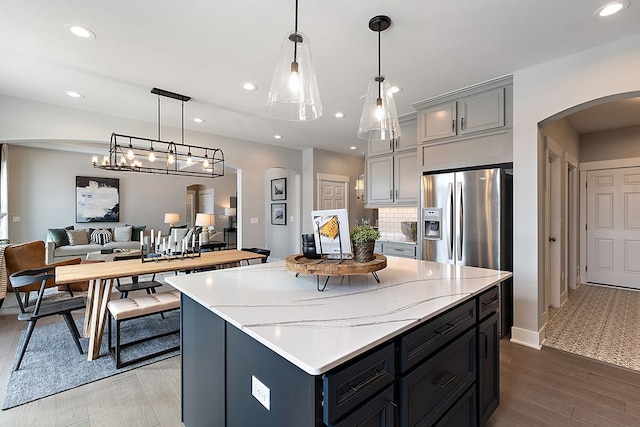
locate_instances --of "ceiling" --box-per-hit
[1,0,639,155]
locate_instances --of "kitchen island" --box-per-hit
[167,257,512,426]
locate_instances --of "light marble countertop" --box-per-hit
[167,257,512,375]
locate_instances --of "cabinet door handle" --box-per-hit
[452,119,456,133]
[389,140,393,151]
[481,295,498,308]
[390,190,393,200]
[461,117,465,130]
[395,139,399,149]
[434,322,455,336]
[481,332,488,359]
[395,189,399,199]
[434,372,457,389]
[348,368,387,393]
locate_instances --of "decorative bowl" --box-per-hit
[400,221,417,242]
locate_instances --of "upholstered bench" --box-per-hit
[107,290,180,368]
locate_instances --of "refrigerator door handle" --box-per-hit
[447,182,453,260]
[457,181,463,261]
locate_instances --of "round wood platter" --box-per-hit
[285,254,387,276]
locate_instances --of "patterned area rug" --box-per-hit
[544,284,640,371]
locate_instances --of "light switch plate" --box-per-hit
[251,375,270,410]
[251,217,259,224]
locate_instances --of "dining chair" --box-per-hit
[112,254,164,299]
[9,266,86,371]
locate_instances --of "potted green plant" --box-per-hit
[350,224,380,262]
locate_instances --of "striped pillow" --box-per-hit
[90,229,112,245]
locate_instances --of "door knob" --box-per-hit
[549,237,556,242]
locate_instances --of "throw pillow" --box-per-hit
[67,229,90,246]
[90,228,113,245]
[126,224,146,242]
[113,225,133,242]
[48,225,74,247]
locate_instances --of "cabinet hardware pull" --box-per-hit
[481,296,498,308]
[452,119,456,133]
[461,117,465,130]
[434,322,456,336]
[389,140,393,151]
[480,332,488,358]
[434,372,456,389]
[390,190,393,200]
[347,368,387,393]
[395,189,399,199]
[395,139,398,149]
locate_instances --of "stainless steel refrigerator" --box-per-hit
[421,166,513,337]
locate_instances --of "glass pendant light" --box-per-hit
[357,15,400,141]
[266,0,322,120]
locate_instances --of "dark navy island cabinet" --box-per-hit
[181,286,500,427]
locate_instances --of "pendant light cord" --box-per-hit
[293,0,299,63]
[377,28,382,100]
[157,95,161,142]
[181,101,184,145]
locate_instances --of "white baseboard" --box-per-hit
[510,326,543,350]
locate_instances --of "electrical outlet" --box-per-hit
[251,375,270,410]
[290,216,294,222]
[251,217,259,224]
[12,216,20,222]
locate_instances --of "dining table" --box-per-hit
[55,249,266,361]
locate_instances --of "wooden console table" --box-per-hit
[285,254,387,291]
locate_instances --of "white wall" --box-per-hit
[580,125,640,162]
[511,34,640,348]
[264,168,301,260]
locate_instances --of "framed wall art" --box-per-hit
[76,176,120,223]
[271,177,286,201]
[271,203,287,225]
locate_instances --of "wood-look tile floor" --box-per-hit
[2,295,640,426]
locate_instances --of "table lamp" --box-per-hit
[164,212,181,228]
[224,208,236,229]
[195,213,216,244]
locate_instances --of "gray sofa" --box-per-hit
[46,225,143,264]
[46,225,225,264]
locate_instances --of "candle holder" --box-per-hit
[141,240,202,263]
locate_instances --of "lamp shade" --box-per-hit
[195,213,215,228]
[357,76,401,141]
[266,31,322,121]
[164,213,181,224]
[224,208,237,216]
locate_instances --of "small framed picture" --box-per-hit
[271,203,287,225]
[271,177,287,201]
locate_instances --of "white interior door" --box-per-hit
[587,167,640,288]
[545,140,562,311]
[318,175,348,211]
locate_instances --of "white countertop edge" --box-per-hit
[170,268,511,376]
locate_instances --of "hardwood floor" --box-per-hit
[2,294,640,426]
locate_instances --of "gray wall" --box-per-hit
[1,95,366,255]
[580,125,640,162]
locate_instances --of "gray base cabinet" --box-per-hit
[181,286,500,426]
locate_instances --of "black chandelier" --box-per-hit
[92,88,224,179]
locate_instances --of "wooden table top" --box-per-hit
[284,254,387,276]
[56,249,265,283]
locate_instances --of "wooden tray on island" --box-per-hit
[285,254,387,291]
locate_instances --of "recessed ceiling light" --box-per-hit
[65,91,84,98]
[334,112,346,118]
[64,24,96,39]
[274,135,283,139]
[192,118,204,123]
[350,146,357,150]
[241,82,258,91]
[389,86,403,94]
[595,0,630,16]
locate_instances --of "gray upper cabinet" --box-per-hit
[365,115,418,207]
[367,115,418,157]
[415,77,512,145]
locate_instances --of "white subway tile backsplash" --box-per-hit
[378,207,418,241]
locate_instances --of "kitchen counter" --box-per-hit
[168,257,510,375]
[169,257,511,426]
